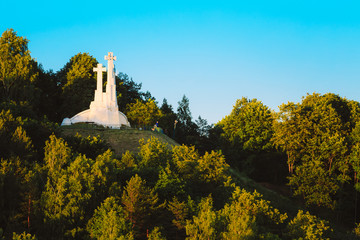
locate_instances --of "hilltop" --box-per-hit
[60,123,179,157]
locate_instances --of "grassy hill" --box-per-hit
[60,123,179,157]
[59,124,356,239]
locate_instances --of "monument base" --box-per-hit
[61,104,130,129]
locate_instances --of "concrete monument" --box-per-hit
[61,52,130,128]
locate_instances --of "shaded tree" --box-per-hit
[57,53,98,119]
[116,73,148,113]
[121,174,159,238]
[158,99,177,137]
[285,210,332,240]
[175,95,198,145]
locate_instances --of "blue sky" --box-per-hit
[2,1,360,124]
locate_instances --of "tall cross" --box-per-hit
[93,63,106,91]
[105,52,117,63]
[105,52,117,86]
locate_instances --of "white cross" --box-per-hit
[93,63,106,75]
[93,63,106,91]
[105,52,117,62]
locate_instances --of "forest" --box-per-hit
[1,28,360,239]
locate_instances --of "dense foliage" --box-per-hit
[1,29,360,239]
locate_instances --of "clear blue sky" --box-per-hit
[2,1,360,124]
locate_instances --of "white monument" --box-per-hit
[61,52,130,128]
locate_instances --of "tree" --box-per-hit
[220,187,287,239]
[158,99,177,137]
[87,197,133,240]
[12,232,37,240]
[177,95,192,127]
[116,73,148,113]
[32,67,61,122]
[121,174,159,238]
[138,137,172,169]
[147,227,166,240]
[185,196,219,240]
[197,150,229,184]
[0,110,34,160]
[273,93,355,208]
[219,97,274,152]
[175,95,198,144]
[0,29,38,103]
[286,210,332,240]
[57,53,98,119]
[126,99,163,127]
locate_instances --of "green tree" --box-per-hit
[64,133,111,160]
[43,134,71,178]
[220,187,287,239]
[273,93,354,208]
[147,227,166,240]
[0,110,34,161]
[172,145,200,181]
[286,210,332,240]
[154,165,186,200]
[167,196,196,238]
[185,196,219,240]
[219,97,274,152]
[138,137,172,169]
[176,95,198,144]
[0,29,38,103]
[87,197,133,240]
[91,150,121,203]
[116,73,147,113]
[158,98,177,137]
[57,52,97,119]
[121,174,159,238]
[12,232,37,240]
[126,99,163,128]
[197,150,229,184]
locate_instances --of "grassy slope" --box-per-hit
[60,123,179,157]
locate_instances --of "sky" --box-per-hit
[1,1,360,124]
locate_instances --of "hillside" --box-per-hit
[60,123,179,157]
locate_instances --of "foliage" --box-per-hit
[126,99,163,127]
[121,174,159,238]
[214,97,281,180]
[286,210,332,240]
[57,52,98,119]
[175,95,199,145]
[147,227,166,240]
[12,232,37,240]
[219,97,274,152]
[273,93,357,208]
[197,150,229,183]
[0,29,38,104]
[64,133,111,160]
[185,196,219,240]
[87,197,133,240]
[1,29,360,240]
[158,98,177,137]
[353,222,360,237]
[138,137,172,168]
[116,72,150,113]
[0,110,35,161]
[167,196,196,232]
